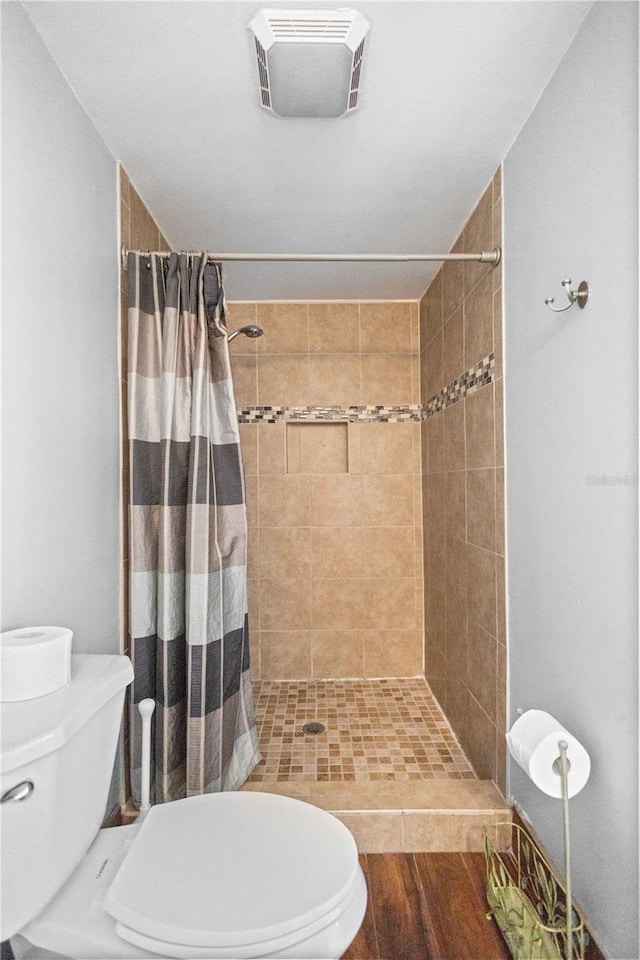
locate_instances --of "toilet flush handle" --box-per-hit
[1,780,34,803]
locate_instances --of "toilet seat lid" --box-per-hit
[103,791,359,950]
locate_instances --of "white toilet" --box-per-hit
[1,654,367,959]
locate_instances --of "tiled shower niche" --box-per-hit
[286,423,349,474]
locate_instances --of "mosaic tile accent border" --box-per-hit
[238,404,422,423]
[236,353,495,425]
[422,352,495,420]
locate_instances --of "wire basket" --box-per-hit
[484,824,586,960]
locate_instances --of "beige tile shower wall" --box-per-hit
[229,301,424,682]
[419,169,506,792]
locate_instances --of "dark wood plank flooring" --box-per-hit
[2,850,604,960]
[342,853,513,960]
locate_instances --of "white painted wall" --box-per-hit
[504,4,638,957]
[1,2,120,654]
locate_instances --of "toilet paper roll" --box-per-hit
[507,709,591,799]
[0,626,73,701]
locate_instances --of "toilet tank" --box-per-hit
[0,654,133,940]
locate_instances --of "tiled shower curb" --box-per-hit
[240,779,511,853]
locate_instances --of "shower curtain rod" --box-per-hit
[121,246,502,268]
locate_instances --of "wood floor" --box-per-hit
[342,852,512,960]
[2,850,603,960]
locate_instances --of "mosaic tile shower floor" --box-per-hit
[248,678,476,783]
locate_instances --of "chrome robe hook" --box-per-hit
[545,279,589,313]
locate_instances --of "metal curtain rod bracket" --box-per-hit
[120,246,502,270]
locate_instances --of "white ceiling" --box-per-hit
[24,0,591,300]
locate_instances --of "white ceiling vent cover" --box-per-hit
[248,9,369,118]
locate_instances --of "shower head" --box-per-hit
[228,324,264,343]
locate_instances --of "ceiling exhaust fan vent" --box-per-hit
[248,9,370,118]
[254,38,272,108]
[268,17,352,40]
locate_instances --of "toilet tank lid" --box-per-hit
[0,654,133,774]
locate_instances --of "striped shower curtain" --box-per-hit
[126,251,260,803]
